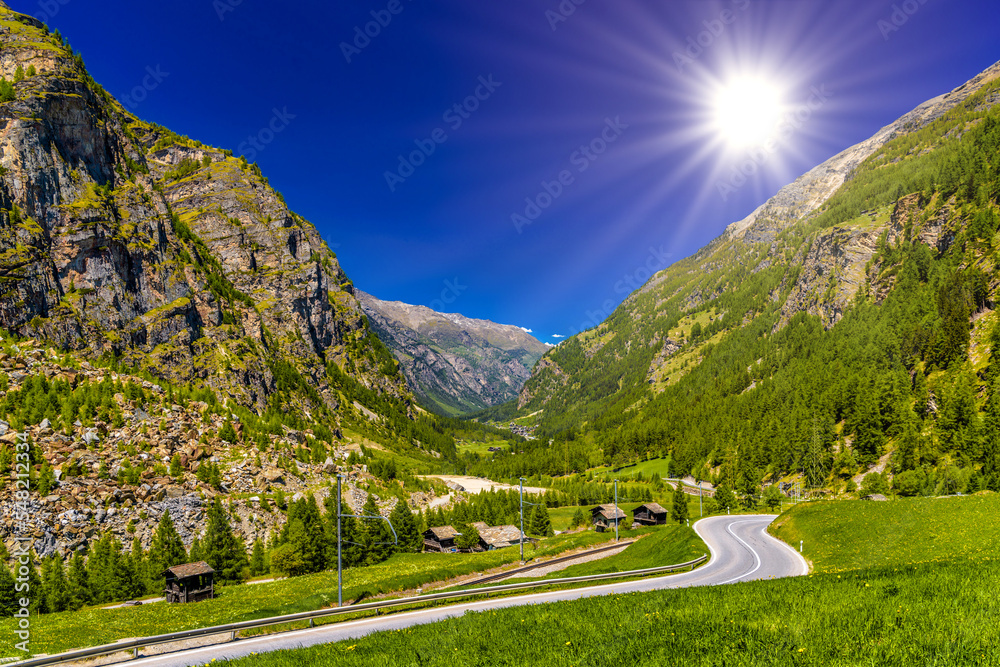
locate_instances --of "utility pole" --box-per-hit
[336,474,343,608]
[614,479,619,542]
[519,477,526,563]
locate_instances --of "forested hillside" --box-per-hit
[484,65,1000,499]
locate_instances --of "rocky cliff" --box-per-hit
[357,291,548,415]
[0,6,407,419]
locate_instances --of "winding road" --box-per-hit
[125,515,807,667]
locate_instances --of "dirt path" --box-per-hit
[421,475,549,495]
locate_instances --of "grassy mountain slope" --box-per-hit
[492,62,1000,497]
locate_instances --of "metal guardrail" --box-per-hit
[12,554,707,667]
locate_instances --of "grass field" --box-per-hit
[211,559,1000,666]
[590,458,673,480]
[537,524,706,580]
[770,493,1000,573]
[0,531,615,657]
[195,492,1000,666]
[548,503,653,532]
[455,439,512,457]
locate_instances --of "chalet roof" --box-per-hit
[479,525,524,547]
[863,494,889,502]
[163,561,214,578]
[634,503,668,515]
[470,521,490,532]
[591,504,626,520]
[426,525,460,540]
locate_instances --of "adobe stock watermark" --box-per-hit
[715,85,832,202]
[511,117,629,234]
[877,0,931,41]
[384,75,502,192]
[33,0,70,23]
[120,65,170,110]
[12,430,32,653]
[674,0,751,73]
[566,245,674,337]
[340,0,417,64]
[545,0,587,31]
[429,278,467,312]
[238,107,296,162]
[214,0,244,21]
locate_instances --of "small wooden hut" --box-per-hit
[632,502,669,526]
[477,525,524,551]
[423,526,460,552]
[590,504,626,532]
[163,561,215,603]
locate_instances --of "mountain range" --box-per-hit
[1,0,999,508]
[357,291,548,416]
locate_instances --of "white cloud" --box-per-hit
[519,327,533,333]
[551,334,566,339]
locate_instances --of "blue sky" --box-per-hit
[16,0,999,341]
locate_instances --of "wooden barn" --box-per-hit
[590,504,626,532]
[477,525,525,551]
[632,502,669,526]
[423,525,461,552]
[163,561,215,603]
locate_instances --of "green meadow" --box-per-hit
[209,494,1000,666]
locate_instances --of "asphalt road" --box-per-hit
[127,514,807,667]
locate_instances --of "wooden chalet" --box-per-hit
[163,561,215,603]
[423,525,460,552]
[632,502,668,526]
[477,525,525,551]
[590,504,626,532]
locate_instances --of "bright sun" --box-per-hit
[711,76,786,151]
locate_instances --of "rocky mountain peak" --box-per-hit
[723,60,1000,244]
[357,291,549,415]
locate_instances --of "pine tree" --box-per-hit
[151,511,188,570]
[218,421,237,443]
[280,496,327,574]
[453,520,481,551]
[203,497,248,583]
[671,482,689,524]
[188,536,204,563]
[20,552,44,612]
[169,454,183,478]
[360,496,393,566]
[323,493,364,568]
[389,499,421,553]
[714,484,736,512]
[529,503,553,537]
[42,555,70,612]
[86,537,118,604]
[249,538,267,576]
[0,562,17,615]
[67,550,91,609]
[270,524,308,576]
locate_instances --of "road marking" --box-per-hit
[717,520,763,585]
[130,516,795,667]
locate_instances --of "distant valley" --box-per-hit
[357,291,548,415]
